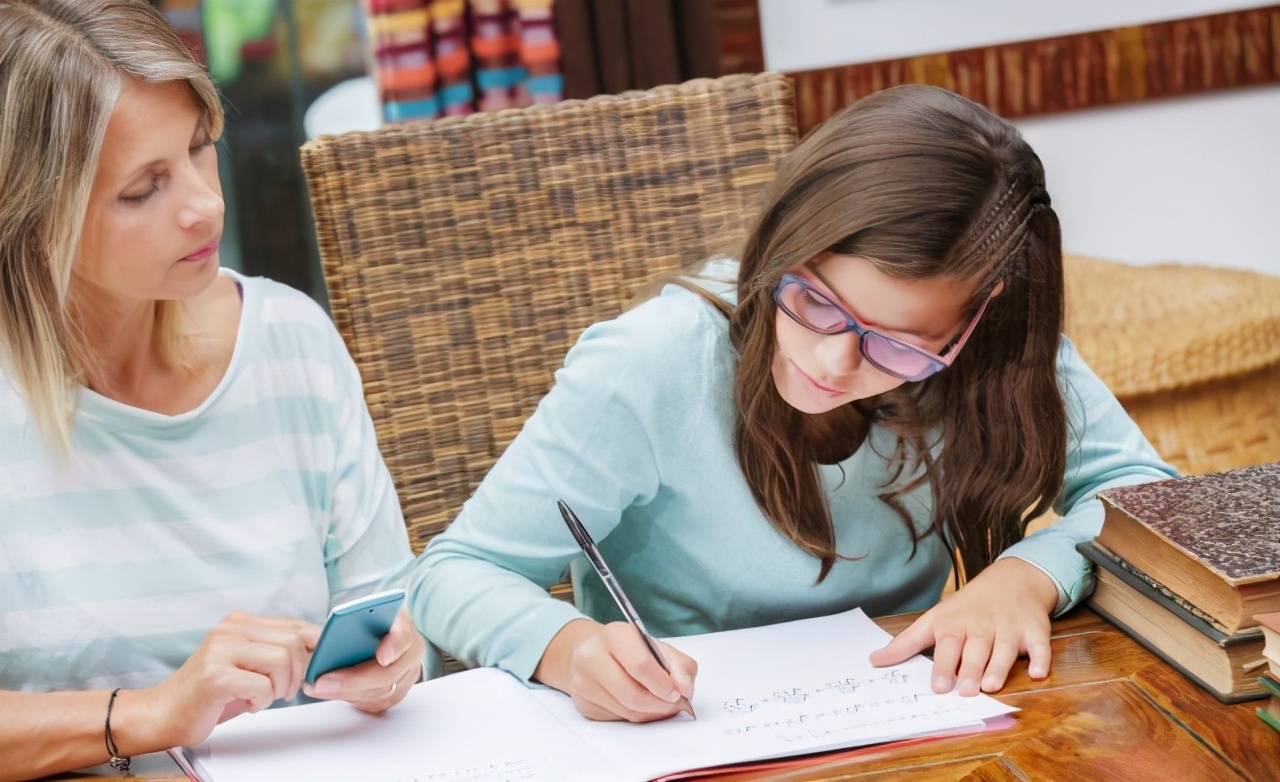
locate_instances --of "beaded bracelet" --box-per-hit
[105,687,131,774]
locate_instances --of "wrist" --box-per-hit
[109,686,172,756]
[533,618,597,691]
[998,556,1060,613]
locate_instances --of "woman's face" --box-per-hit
[771,253,981,415]
[72,77,224,306]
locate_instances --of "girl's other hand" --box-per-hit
[534,619,698,722]
[302,608,425,714]
[868,557,1058,695]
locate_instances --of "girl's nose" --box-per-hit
[813,330,863,376]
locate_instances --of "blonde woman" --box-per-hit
[0,2,424,779]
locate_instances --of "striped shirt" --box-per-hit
[0,270,412,693]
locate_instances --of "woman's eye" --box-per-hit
[191,135,214,153]
[120,182,158,204]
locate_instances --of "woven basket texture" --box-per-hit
[1063,254,1280,476]
[302,72,798,554]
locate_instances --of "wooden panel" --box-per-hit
[789,5,1280,135]
[955,758,1026,781]
[714,0,764,76]
[998,682,1244,781]
[1131,662,1280,781]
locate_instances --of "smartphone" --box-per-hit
[304,588,406,684]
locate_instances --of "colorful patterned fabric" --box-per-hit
[364,0,562,123]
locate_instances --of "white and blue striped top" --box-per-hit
[0,270,412,693]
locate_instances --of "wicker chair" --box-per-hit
[301,72,797,555]
[1063,254,1280,477]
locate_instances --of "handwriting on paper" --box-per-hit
[718,667,978,743]
[721,668,913,714]
[405,758,544,782]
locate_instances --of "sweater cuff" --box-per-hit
[492,598,590,682]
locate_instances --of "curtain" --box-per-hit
[553,0,719,99]
[365,0,563,122]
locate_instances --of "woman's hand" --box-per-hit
[869,557,1059,695]
[534,619,697,722]
[302,609,425,714]
[130,612,321,750]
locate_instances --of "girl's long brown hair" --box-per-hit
[722,85,1066,583]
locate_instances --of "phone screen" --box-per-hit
[304,589,406,684]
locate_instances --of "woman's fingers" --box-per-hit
[307,651,421,702]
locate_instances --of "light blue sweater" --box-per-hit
[408,261,1176,681]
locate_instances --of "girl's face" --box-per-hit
[72,78,224,306]
[771,253,982,415]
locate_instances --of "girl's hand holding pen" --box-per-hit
[534,618,698,723]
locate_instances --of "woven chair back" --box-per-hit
[1064,254,1280,476]
[302,73,797,553]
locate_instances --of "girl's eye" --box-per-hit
[799,288,835,310]
[191,135,214,153]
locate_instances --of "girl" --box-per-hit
[0,2,424,779]
[408,84,1176,722]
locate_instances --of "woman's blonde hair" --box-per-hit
[0,0,224,453]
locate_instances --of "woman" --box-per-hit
[408,84,1177,722]
[0,2,423,779]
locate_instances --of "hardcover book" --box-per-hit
[1095,462,1280,634]
[1257,672,1280,733]
[1257,610,1280,677]
[1079,540,1266,703]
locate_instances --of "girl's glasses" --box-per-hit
[773,273,992,382]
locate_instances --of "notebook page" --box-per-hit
[529,607,1018,780]
[189,666,611,782]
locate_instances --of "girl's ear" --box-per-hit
[990,279,1006,298]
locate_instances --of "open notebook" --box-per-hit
[176,608,1016,782]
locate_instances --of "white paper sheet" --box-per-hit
[530,608,1017,778]
[189,666,611,782]
[190,608,1016,782]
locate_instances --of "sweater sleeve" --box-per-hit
[997,338,1178,614]
[320,316,415,608]
[406,292,713,680]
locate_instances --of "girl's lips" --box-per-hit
[793,361,843,395]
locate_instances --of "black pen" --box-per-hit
[557,499,697,719]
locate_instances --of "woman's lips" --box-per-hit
[180,235,221,262]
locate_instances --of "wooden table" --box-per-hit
[57,608,1279,782]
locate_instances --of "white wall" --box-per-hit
[1014,87,1280,277]
[760,1,1280,278]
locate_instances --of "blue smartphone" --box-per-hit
[304,588,406,685]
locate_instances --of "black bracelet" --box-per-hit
[104,687,131,774]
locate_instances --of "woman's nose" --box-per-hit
[177,182,224,232]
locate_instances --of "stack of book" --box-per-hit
[1077,461,1280,703]
[1256,611,1280,732]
